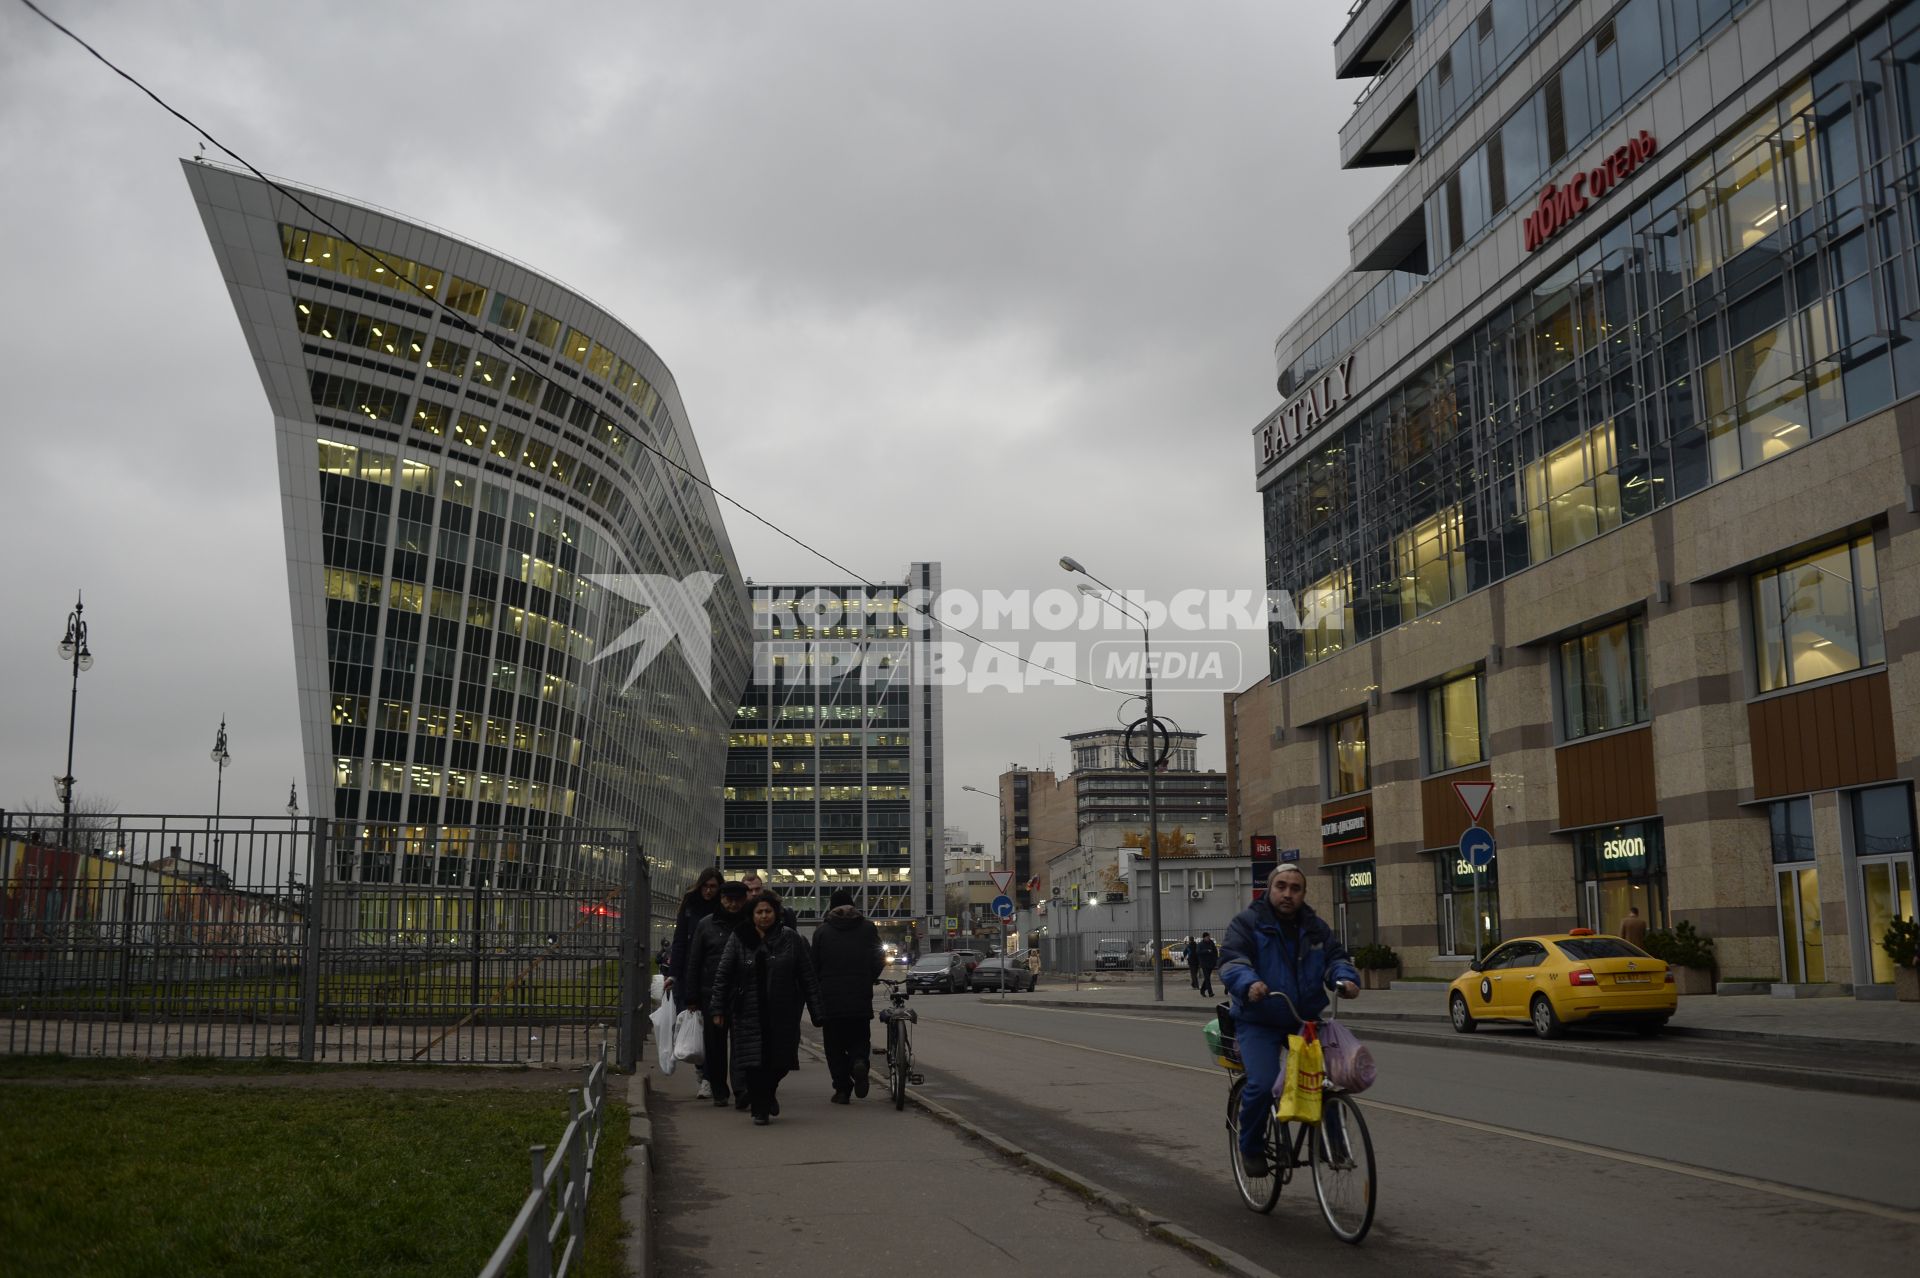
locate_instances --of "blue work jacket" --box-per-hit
[1218,899,1359,1032]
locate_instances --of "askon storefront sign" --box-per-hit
[1258,354,1360,467]
[1522,129,1657,253]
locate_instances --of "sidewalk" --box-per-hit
[1022,974,1920,1048]
[643,1059,1216,1278]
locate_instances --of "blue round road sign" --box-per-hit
[992,894,1015,920]
[1458,825,1495,869]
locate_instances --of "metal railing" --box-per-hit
[0,814,651,1067]
[480,1040,610,1278]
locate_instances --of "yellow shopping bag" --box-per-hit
[1273,1022,1325,1125]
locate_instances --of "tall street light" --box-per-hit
[1059,555,1167,1003]
[210,717,232,853]
[55,591,94,853]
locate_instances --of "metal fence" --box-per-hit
[1037,929,1200,976]
[0,813,651,1066]
[480,1040,610,1278]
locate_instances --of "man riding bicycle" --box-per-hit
[1220,863,1360,1177]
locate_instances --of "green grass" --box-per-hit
[1,1081,630,1277]
[0,1054,531,1079]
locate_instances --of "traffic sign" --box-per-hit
[992,894,1015,921]
[990,869,1013,895]
[1458,824,1495,869]
[1452,780,1495,824]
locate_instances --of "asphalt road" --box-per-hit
[898,993,1920,1277]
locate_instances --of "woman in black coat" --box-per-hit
[711,891,824,1125]
[666,867,722,1012]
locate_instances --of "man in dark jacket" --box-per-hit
[1194,931,1219,998]
[1185,934,1199,989]
[683,881,751,1107]
[811,887,885,1103]
[1220,864,1360,1176]
[740,870,799,928]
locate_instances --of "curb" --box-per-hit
[795,1039,1279,1277]
[619,1069,653,1278]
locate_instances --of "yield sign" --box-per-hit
[990,869,1014,895]
[1452,781,1495,824]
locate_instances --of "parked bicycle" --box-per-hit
[1218,989,1376,1243]
[876,977,922,1110]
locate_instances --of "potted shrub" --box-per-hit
[1350,942,1400,990]
[1884,917,1918,1002]
[1642,920,1716,994]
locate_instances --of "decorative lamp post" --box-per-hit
[210,717,232,852]
[55,591,94,852]
[1060,555,1167,1003]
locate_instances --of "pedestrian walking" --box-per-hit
[1621,906,1649,947]
[683,881,752,1108]
[1194,931,1219,998]
[711,890,824,1126]
[1185,934,1199,989]
[665,868,722,1097]
[811,887,885,1104]
[1026,947,1041,978]
[740,869,799,928]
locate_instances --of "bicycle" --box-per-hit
[1219,989,1376,1244]
[876,978,923,1110]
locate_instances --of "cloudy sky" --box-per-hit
[0,0,1386,839]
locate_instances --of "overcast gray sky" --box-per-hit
[0,0,1387,838]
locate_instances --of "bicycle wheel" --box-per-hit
[1309,1093,1376,1244]
[1226,1075,1281,1213]
[891,1026,908,1111]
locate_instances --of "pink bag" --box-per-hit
[1319,1019,1375,1093]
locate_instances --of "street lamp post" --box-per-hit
[55,592,94,853]
[1060,556,1165,1003]
[210,717,232,853]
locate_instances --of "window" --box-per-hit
[1436,849,1499,956]
[1752,536,1884,692]
[1328,713,1368,796]
[562,328,592,365]
[1194,870,1215,891]
[471,353,509,388]
[445,277,487,317]
[1559,616,1648,739]
[427,338,469,378]
[1523,420,1621,559]
[1395,508,1467,617]
[1301,567,1352,665]
[526,310,561,348]
[1770,797,1814,862]
[487,293,527,332]
[1573,820,1667,933]
[1426,672,1485,771]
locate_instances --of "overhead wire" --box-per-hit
[16,0,1139,697]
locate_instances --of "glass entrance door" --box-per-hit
[1775,866,1824,983]
[1859,858,1915,984]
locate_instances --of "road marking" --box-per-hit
[923,1014,1920,1226]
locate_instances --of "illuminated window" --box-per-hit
[471,353,509,387]
[279,225,442,297]
[1394,507,1467,618]
[413,401,450,437]
[1424,672,1484,771]
[587,342,616,381]
[1523,420,1620,560]
[1752,536,1883,693]
[1328,712,1368,796]
[563,328,592,365]
[1300,567,1352,665]
[452,414,491,449]
[506,367,541,404]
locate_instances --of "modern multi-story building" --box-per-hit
[1230,0,1920,994]
[184,161,753,906]
[998,727,1228,908]
[720,569,945,937]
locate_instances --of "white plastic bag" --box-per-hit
[672,1008,705,1065]
[651,1000,679,1076]
[650,974,665,1006]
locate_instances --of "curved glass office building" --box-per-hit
[184,161,752,899]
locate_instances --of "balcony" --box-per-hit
[1336,0,1414,80]
[1340,49,1420,169]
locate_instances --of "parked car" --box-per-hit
[968,956,1038,992]
[1160,942,1190,970]
[1093,939,1132,971]
[948,948,987,976]
[1448,930,1676,1038]
[907,952,969,994]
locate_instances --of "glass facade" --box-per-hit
[1328,712,1370,796]
[194,165,753,902]
[1752,535,1884,691]
[722,581,941,923]
[1573,819,1667,933]
[1434,847,1500,956]
[1268,3,1920,677]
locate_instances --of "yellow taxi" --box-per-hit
[1447,930,1676,1038]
